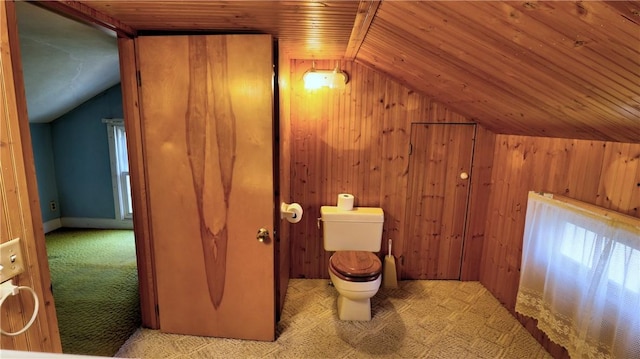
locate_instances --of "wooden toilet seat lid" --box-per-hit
[330,251,382,279]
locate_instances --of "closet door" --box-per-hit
[137,35,275,340]
[404,124,475,279]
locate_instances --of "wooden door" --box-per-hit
[404,124,475,279]
[137,35,275,340]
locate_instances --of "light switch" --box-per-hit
[0,238,25,283]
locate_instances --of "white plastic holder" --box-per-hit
[280,202,295,219]
[0,279,39,336]
[280,202,291,219]
[280,202,303,223]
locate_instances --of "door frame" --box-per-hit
[403,123,477,280]
[401,122,496,282]
[118,37,159,328]
[23,3,286,331]
[6,1,159,329]
[2,2,157,352]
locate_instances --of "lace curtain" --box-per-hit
[516,192,640,359]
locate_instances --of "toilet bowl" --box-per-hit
[321,204,384,321]
[328,251,382,321]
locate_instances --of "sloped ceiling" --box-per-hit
[357,1,640,142]
[16,1,120,123]
[23,0,640,142]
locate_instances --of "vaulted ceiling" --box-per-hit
[26,0,640,142]
[17,1,119,123]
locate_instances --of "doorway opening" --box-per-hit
[15,2,140,355]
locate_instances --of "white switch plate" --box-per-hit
[0,238,25,283]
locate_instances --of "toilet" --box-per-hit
[321,205,384,321]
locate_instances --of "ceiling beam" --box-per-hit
[344,0,381,60]
[32,0,136,38]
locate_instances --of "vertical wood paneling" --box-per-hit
[291,59,413,278]
[0,0,60,352]
[404,124,475,279]
[289,60,491,280]
[277,49,292,317]
[461,125,495,280]
[481,135,640,358]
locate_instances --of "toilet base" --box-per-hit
[336,295,372,321]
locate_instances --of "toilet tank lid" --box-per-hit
[321,206,384,222]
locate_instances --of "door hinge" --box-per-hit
[136,71,142,87]
[409,143,413,156]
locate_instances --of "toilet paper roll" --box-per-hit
[283,203,303,224]
[337,193,354,211]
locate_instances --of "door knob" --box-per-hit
[256,228,269,242]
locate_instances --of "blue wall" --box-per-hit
[24,84,128,223]
[51,84,123,219]
[30,123,60,222]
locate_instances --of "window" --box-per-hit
[516,192,640,358]
[561,222,640,294]
[105,119,132,220]
[560,222,598,268]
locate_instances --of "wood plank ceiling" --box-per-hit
[81,0,361,59]
[358,1,640,142]
[59,0,639,143]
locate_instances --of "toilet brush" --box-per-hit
[383,238,398,288]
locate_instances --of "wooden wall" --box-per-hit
[288,59,495,280]
[480,134,640,358]
[287,61,638,356]
[277,51,292,317]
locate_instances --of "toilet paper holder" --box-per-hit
[280,202,296,219]
[280,202,304,223]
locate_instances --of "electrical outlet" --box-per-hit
[0,238,25,283]
[49,201,57,212]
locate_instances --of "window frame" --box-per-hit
[104,118,132,220]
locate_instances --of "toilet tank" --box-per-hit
[321,206,384,251]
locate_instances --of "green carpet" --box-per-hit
[46,228,141,357]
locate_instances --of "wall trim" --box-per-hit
[60,217,134,230]
[42,218,62,233]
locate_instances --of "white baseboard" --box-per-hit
[60,217,134,230]
[43,218,62,233]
